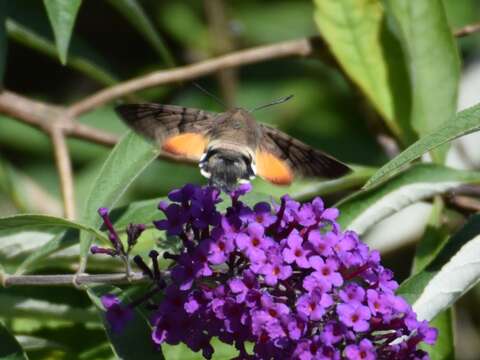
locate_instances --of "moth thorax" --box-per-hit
[199,148,255,192]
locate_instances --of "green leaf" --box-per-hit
[159,3,209,53]
[6,19,117,86]
[337,164,480,235]
[163,338,238,360]
[107,0,174,67]
[0,0,7,86]
[15,229,78,275]
[313,0,414,143]
[0,214,108,242]
[412,197,448,273]
[0,156,28,212]
[87,285,163,360]
[364,102,480,189]
[253,165,376,201]
[79,131,160,271]
[43,0,82,64]
[16,335,64,352]
[0,228,60,271]
[0,154,64,214]
[398,214,480,320]
[0,321,28,360]
[385,0,460,162]
[235,2,316,44]
[0,294,98,323]
[79,343,114,360]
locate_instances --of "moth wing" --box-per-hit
[115,104,216,160]
[256,124,351,184]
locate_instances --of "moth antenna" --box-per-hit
[193,82,227,109]
[250,95,294,113]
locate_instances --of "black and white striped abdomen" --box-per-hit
[199,148,256,192]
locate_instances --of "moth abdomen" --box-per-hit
[199,148,255,192]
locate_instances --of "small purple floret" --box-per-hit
[95,207,124,254]
[90,245,116,257]
[98,207,109,217]
[101,294,133,333]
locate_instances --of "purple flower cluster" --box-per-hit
[146,184,436,359]
[93,184,437,359]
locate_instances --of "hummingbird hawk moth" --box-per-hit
[115,103,351,192]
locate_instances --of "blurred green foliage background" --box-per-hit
[1,0,480,359]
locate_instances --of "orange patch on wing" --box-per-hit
[162,133,208,160]
[256,150,294,185]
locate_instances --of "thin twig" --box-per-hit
[376,134,400,159]
[67,37,315,116]
[449,184,480,198]
[0,90,63,131]
[447,195,480,214]
[454,22,480,38]
[50,127,76,220]
[446,185,480,214]
[1,272,149,287]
